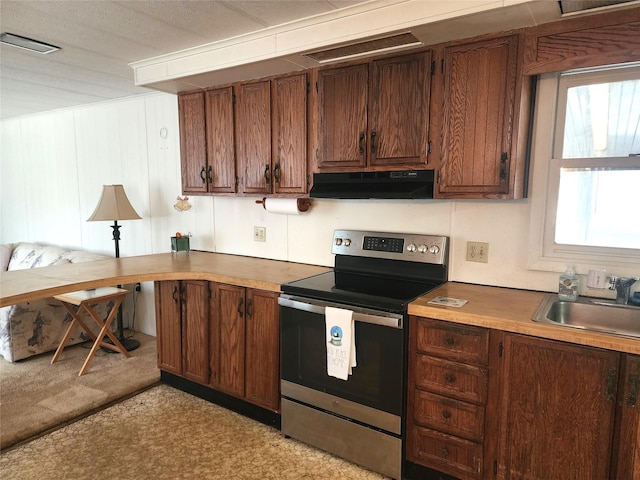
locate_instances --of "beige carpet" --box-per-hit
[0,384,388,479]
[0,332,159,449]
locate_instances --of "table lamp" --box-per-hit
[87,184,141,351]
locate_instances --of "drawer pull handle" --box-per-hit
[442,410,451,419]
[444,336,455,345]
[441,447,449,458]
[444,373,456,383]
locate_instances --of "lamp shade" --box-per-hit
[87,185,141,222]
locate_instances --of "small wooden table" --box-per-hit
[51,287,131,376]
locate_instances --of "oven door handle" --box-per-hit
[278,295,403,329]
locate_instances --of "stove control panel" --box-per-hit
[332,230,448,265]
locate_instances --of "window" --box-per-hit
[529,64,640,271]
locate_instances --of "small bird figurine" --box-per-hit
[174,196,192,212]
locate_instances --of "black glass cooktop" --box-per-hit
[281,270,443,312]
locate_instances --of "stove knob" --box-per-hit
[418,244,427,253]
[344,239,351,247]
[429,244,440,254]
[407,243,417,252]
[335,238,343,246]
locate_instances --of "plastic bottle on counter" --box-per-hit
[558,265,579,301]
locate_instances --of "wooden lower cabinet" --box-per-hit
[211,283,245,397]
[407,316,490,480]
[243,288,280,411]
[612,354,640,480]
[407,317,638,480]
[496,333,619,480]
[155,280,183,375]
[154,280,210,383]
[155,280,281,413]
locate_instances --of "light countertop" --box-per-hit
[0,251,330,307]
[2,252,638,354]
[410,282,640,355]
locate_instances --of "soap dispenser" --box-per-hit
[558,266,579,301]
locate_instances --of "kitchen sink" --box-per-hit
[532,294,640,338]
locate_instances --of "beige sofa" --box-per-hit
[0,242,111,362]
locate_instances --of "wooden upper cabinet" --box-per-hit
[369,52,431,167]
[316,51,432,171]
[205,87,236,193]
[525,7,640,75]
[437,34,529,199]
[235,80,272,195]
[179,88,236,194]
[272,73,308,194]
[178,92,208,194]
[317,63,368,169]
[496,334,620,480]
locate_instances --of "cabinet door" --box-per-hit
[612,354,640,480]
[154,280,182,374]
[438,35,520,198]
[178,92,209,194]
[497,334,619,480]
[180,280,210,385]
[205,87,236,193]
[213,283,245,397]
[244,289,280,411]
[369,52,431,167]
[236,80,272,194]
[272,73,308,194]
[317,64,368,169]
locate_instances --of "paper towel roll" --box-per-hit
[261,197,310,215]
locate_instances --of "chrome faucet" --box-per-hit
[608,276,639,305]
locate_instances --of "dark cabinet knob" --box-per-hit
[442,410,451,419]
[444,373,456,383]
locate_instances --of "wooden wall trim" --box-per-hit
[524,6,640,75]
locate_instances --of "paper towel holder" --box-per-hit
[255,197,312,213]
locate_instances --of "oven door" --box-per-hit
[279,294,406,418]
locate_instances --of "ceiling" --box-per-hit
[0,0,636,120]
[0,0,370,119]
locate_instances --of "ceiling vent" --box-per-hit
[303,32,422,64]
[0,32,60,54]
[559,0,637,14]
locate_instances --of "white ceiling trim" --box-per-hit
[130,0,519,88]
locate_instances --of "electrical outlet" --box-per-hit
[254,226,266,242]
[466,241,489,263]
[135,282,142,292]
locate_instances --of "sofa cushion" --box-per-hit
[63,250,110,264]
[8,243,68,271]
[0,244,12,271]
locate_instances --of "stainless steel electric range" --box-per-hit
[279,229,449,479]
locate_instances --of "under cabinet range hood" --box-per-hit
[309,170,435,199]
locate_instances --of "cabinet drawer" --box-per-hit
[413,390,485,442]
[407,426,483,480]
[414,317,489,365]
[415,355,488,404]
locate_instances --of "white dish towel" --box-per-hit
[325,306,356,380]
